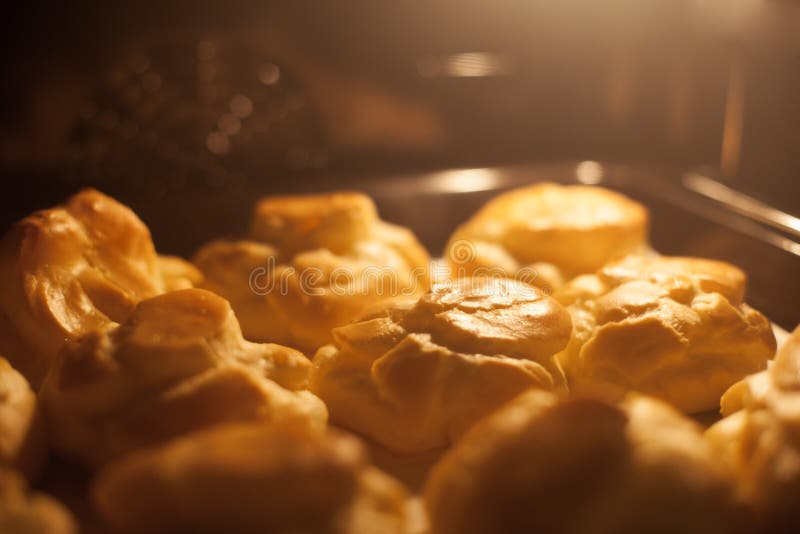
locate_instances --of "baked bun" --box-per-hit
[310,277,572,453]
[0,359,45,480]
[0,189,196,386]
[707,326,800,530]
[553,254,776,413]
[445,184,649,285]
[193,192,430,353]
[156,255,203,291]
[92,422,408,534]
[0,468,77,534]
[41,288,326,468]
[720,325,800,417]
[425,390,742,534]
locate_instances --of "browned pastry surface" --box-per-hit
[41,288,326,468]
[553,254,776,413]
[193,191,430,353]
[0,468,77,534]
[445,183,649,286]
[0,189,197,386]
[0,358,45,480]
[93,422,408,534]
[707,325,800,530]
[719,324,800,417]
[311,277,572,453]
[156,255,204,291]
[425,390,744,534]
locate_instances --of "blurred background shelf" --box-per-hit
[1,0,797,324]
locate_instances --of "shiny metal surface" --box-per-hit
[355,162,800,329]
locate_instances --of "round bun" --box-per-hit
[0,359,45,480]
[445,184,649,284]
[310,277,572,453]
[425,390,741,534]
[0,189,194,386]
[193,192,430,353]
[250,192,378,255]
[553,254,776,413]
[707,326,800,530]
[92,422,408,534]
[720,325,800,417]
[0,468,77,534]
[41,288,326,468]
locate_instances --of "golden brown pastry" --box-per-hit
[40,288,326,468]
[0,189,197,386]
[0,359,45,480]
[310,277,572,453]
[156,254,203,291]
[553,254,776,413]
[445,183,649,287]
[0,468,77,534]
[719,325,800,417]
[425,390,743,534]
[92,422,408,534]
[707,325,800,530]
[193,191,430,353]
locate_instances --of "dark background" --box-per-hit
[0,0,798,256]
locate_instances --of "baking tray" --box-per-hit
[341,161,800,331]
[23,161,798,533]
[6,162,792,327]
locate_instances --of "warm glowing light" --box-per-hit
[258,63,280,85]
[667,60,692,144]
[721,57,746,177]
[206,131,231,155]
[605,48,635,126]
[218,114,241,136]
[425,168,502,193]
[417,52,510,78]
[230,95,254,118]
[684,173,800,237]
[576,161,603,185]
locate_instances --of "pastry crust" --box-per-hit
[193,192,430,353]
[92,422,408,534]
[40,288,326,468]
[0,190,196,386]
[156,254,203,291]
[0,468,77,534]
[0,359,45,480]
[251,192,378,255]
[553,254,776,413]
[310,277,572,453]
[719,325,800,417]
[707,326,800,529]
[425,390,741,534]
[445,183,649,284]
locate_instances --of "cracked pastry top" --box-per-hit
[310,277,572,453]
[0,359,44,479]
[0,189,199,386]
[553,254,776,413]
[444,183,649,288]
[425,390,742,534]
[193,191,430,353]
[0,468,77,534]
[706,325,800,530]
[92,421,409,534]
[40,288,326,468]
